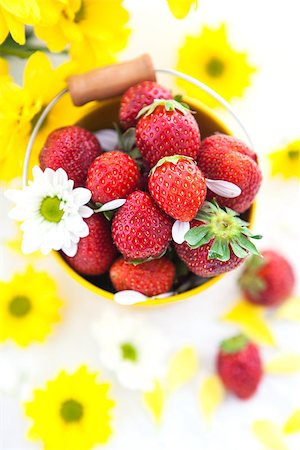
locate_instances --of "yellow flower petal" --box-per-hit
[198,375,224,423]
[265,353,300,374]
[222,300,276,346]
[276,296,300,321]
[166,346,198,392]
[0,56,8,76]
[284,409,300,434]
[0,9,8,43]
[142,380,165,423]
[1,9,25,44]
[252,420,287,450]
[166,0,197,19]
[0,0,40,22]
[269,140,300,180]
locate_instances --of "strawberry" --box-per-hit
[148,155,206,221]
[64,214,117,276]
[86,151,142,204]
[174,201,261,277]
[119,81,172,129]
[197,134,262,213]
[239,250,295,307]
[112,191,173,261]
[207,133,258,162]
[110,256,175,296]
[135,99,201,168]
[217,334,263,399]
[39,126,102,188]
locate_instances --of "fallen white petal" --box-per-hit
[94,129,119,151]
[98,198,126,212]
[205,178,241,198]
[152,292,174,299]
[172,220,190,244]
[114,290,148,306]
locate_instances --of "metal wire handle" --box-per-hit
[22,69,254,188]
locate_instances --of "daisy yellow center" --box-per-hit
[206,57,225,77]
[60,399,84,423]
[120,342,138,362]
[40,196,64,223]
[288,149,299,160]
[8,295,31,317]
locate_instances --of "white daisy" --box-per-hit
[5,166,93,257]
[92,311,169,390]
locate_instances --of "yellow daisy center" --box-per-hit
[60,399,84,423]
[40,196,64,223]
[120,342,138,362]
[9,295,32,317]
[288,149,299,160]
[206,57,225,78]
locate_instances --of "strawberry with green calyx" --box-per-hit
[217,334,263,399]
[175,201,262,277]
[110,256,175,297]
[239,250,295,307]
[136,99,201,168]
[112,191,173,261]
[119,81,173,130]
[148,155,207,222]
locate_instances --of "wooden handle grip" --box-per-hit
[68,54,156,106]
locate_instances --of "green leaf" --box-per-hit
[208,238,230,262]
[230,240,248,258]
[121,127,136,152]
[184,225,210,246]
[188,232,213,249]
[237,234,260,256]
[103,211,114,221]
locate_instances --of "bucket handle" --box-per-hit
[22,54,253,187]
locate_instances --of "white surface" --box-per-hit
[1,0,300,449]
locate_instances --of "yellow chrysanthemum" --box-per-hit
[177,24,256,106]
[0,0,40,45]
[0,266,62,346]
[269,139,300,179]
[0,51,96,182]
[25,366,115,450]
[35,0,130,71]
[166,0,197,19]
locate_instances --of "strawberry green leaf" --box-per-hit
[136,99,191,119]
[208,238,230,262]
[184,225,210,246]
[230,240,249,258]
[237,234,260,256]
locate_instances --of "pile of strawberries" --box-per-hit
[38,80,263,298]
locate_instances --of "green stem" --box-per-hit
[0,44,50,59]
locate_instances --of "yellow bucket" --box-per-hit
[23,56,255,306]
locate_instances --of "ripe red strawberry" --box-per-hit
[197,134,262,213]
[86,151,142,204]
[148,155,206,221]
[112,191,173,261]
[39,126,102,187]
[119,81,172,129]
[239,250,295,307]
[174,201,261,277]
[110,256,175,296]
[208,133,258,162]
[217,334,263,399]
[64,214,117,276]
[135,99,201,168]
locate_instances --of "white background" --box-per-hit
[1,0,300,449]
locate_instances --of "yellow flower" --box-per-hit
[0,0,40,44]
[166,0,198,19]
[25,366,115,450]
[0,266,62,346]
[35,0,130,71]
[0,51,96,183]
[269,139,300,179]
[176,24,256,106]
[0,56,10,78]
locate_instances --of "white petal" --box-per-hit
[114,290,148,306]
[62,241,78,257]
[72,187,92,206]
[98,198,126,212]
[4,189,21,202]
[152,291,174,299]
[94,129,119,151]
[32,165,44,182]
[78,205,93,218]
[21,238,40,254]
[172,220,190,244]
[205,178,242,198]
[54,168,68,186]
